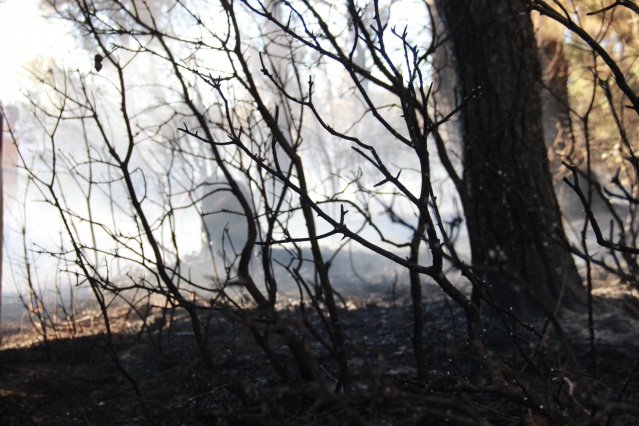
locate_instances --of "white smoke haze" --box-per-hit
[1,0,471,324]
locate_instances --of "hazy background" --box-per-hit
[0,0,472,327]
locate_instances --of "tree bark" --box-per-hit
[434,0,583,319]
[538,35,574,178]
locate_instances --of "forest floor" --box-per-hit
[1,282,639,425]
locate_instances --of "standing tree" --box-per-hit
[9,0,639,423]
[536,18,574,177]
[434,0,583,320]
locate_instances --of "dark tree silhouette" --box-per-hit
[435,0,583,321]
[6,0,639,424]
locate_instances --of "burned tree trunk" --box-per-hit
[434,0,583,320]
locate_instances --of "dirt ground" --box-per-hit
[1,288,638,425]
